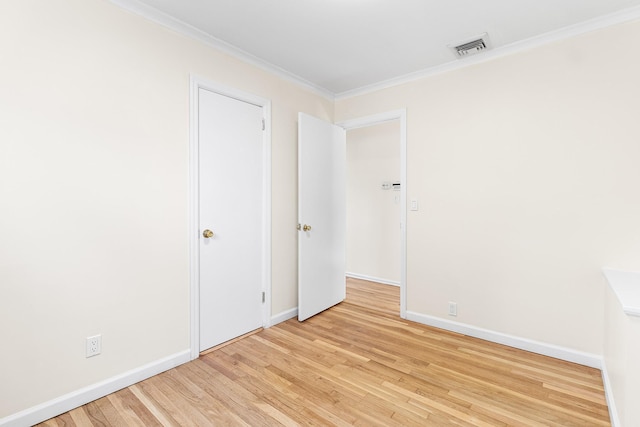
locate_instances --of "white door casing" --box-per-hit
[298,113,346,321]
[189,76,271,358]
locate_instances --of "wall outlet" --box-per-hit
[448,302,457,317]
[86,334,102,358]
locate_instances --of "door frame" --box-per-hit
[189,75,272,360]
[337,109,407,319]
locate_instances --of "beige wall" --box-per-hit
[0,0,331,417]
[336,19,640,354]
[346,121,401,283]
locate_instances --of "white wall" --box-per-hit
[0,0,331,418]
[346,121,401,284]
[336,19,640,355]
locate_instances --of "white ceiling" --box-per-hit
[116,0,640,96]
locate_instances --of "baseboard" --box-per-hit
[405,311,602,368]
[0,350,191,427]
[270,307,298,326]
[601,360,620,427]
[346,272,400,287]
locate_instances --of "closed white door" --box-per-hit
[298,113,346,321]
[199,88,264,351]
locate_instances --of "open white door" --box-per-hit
[298,113,346,321]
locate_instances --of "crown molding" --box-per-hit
[109,0,335,100]
[335,4,640,99]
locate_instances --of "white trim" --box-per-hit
[109,0,333,100]
[336,5,640,99]
[603,268,640,317]
[399,111,407,319]
[189,75,272,360]
[188,77,200,361]
[337,109,408,319]
[262,102,273,329]
[346,272,399,287]
[271,307,299,326]
[601,360,621,427]
[336,111,402,130]
[0,350,190,427]
[405,311,602,369]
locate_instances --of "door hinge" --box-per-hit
[262,291,265,303]
[262,119,265,131]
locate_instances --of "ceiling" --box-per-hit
[117,0,640,96]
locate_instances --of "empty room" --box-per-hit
[2,1,640,426]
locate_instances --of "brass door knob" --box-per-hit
[302,224,312,232]
[202,229,214,238]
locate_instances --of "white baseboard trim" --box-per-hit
[601,360,620,427]
[270,307,298,326]
[405,311,602,368]
[0,350,191,427]
[346,272,400,287]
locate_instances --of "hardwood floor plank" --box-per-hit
[92,395,133,427]
[128,384,179,427]
[67,406,95,426]
[38,278,610,426]
[83,400,110,427]
[44,412,75,426]
[143,370,217,426]
[105,391,151,427]
[173,362,254,425]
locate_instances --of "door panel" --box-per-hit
[199,88,263,351]
[298,113,346,321]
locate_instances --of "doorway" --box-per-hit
[338,110,407,318]
[346,120,401,287]
[189,77,272,359]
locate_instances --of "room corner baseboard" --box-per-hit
[0,350,191,427]
[270,307,298,326]
[346,272,400,287]
[600,360,620,427]
[405,311,602,368]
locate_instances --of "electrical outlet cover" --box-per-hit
[448,302,457,316]
[86,334,102,358]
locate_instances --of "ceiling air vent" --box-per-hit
[449,33,491,58]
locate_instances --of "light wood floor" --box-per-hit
[39,278,610,426]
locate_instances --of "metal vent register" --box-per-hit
[450,33,491,58]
